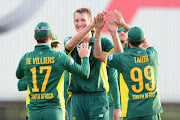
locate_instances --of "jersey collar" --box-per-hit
[35,44,51,51]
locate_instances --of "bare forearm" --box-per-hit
[143,39,150,48]
[110,31,124,53]
[94,30,109,63]
[65,24,94,50]
[122,23,130,32]
[94,30,102,58]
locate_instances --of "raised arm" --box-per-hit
[114,10,130,31]
[93,12,109,63]
[65,22,94,50]
[143,38,150,48]
[106,11,123,53]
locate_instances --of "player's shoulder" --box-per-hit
[101,37,113,46]
[101,37,111,42]
[146,46,158,54]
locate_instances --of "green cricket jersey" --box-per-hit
[16,44,90,110]
[64,35,120,109]
[106,46,163,118]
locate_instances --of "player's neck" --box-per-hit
[122,41,127,48]
[129,44,143,48]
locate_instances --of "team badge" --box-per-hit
[39,51,43,54]
[108,54,113,61]
[138,51,141,54]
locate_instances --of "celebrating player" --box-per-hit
[17,33,61,120]
[16,22,91,120]
[93,11,163,120]
[64,8,121,120]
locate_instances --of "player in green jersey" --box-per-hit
[17,33,62,120]
[64,8,121,120]
[93,11,163,120]
[18,34,61,91]
[16,22,91,120]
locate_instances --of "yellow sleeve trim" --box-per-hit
[109,48,114,53]
[145,46,151,49]
[64,41,75,55]
[105,53,111,67]
[105,48,114,67]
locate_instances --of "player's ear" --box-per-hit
[34,35,37,40]
[142,38,146,44]
[50,34,53,40]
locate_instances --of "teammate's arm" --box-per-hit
[64,43,91,79]
[114,10,130,31]
[106,11,123,53]
[16,55,25,79]
[17,77,27,91]
[93,13,114,62]
[65,22,94,50]
[107,67,121,119]
[142,39,150,48]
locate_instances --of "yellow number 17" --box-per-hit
[30,66,52,92]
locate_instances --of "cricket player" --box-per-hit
[16,22,91,120]
[17,33,61,120]
[64,8,121,120]
[93,11,163,120]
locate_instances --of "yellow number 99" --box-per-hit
[130,65,155,93]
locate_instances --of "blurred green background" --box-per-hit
[0,102,179,120]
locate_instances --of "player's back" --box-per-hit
[23,45,67,110]
[119,46,163,118]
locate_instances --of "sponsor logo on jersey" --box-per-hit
[70,58,74,65]
[98,114,104,117]
[77,45,80,50]
[108,54,113,61]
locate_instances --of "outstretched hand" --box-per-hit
[77,43,91,58]
[114,10,126,28]
[94,12,107,32]
[106,11,118,33]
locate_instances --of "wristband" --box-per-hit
[94,37,101,40]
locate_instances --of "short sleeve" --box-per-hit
[63,37,72,54]
[106,53,122,72]
[102,38,114,52]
